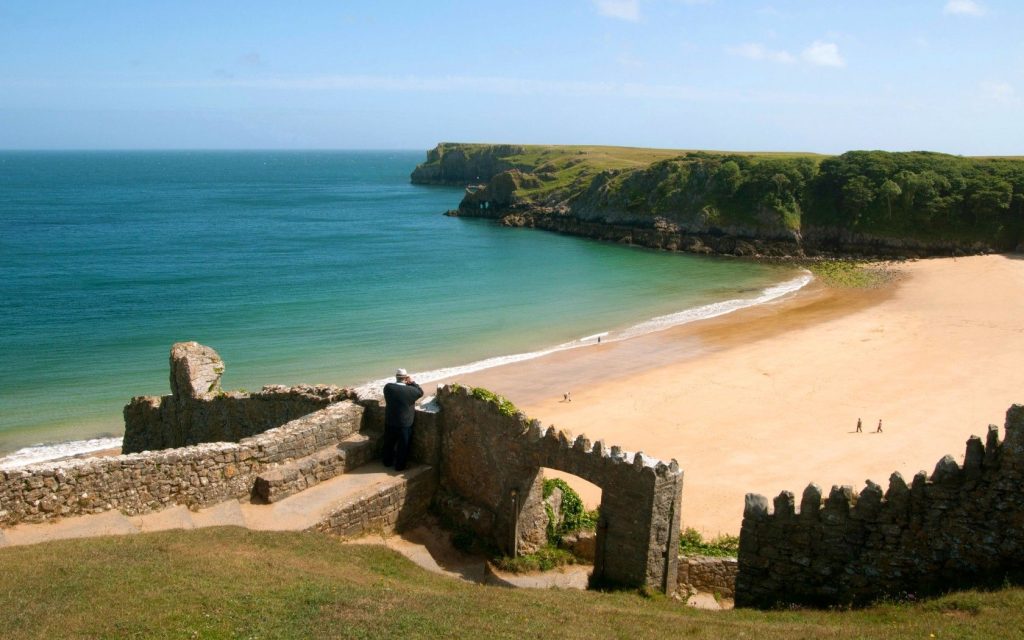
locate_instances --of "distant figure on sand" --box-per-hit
[856,418,862,433]
[563,392,572,402]
[381,368,423,471]
[876,419,883,433]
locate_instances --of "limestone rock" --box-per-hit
[170,342,224,399]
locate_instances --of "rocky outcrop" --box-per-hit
[461,168,541,209]
[450,209,804,258]
[410,143,525,185]
[170,341,224,399]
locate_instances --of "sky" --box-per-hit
[1,0,1022,154]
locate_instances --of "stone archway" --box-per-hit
[430,385,684,593]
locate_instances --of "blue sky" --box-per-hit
[1,0,1021,154]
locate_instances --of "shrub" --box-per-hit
[494,546,576,573]
[679,527,739,557]
[543,478,598,545]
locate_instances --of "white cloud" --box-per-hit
[728,40,845,68]
[727,43,795,64]
[593,0,640,21]
[980,81,1019,105]
[801,41,845,67]
[944,0,985,16]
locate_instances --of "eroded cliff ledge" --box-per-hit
[412,143,1024,259]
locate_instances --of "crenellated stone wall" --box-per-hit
[122,342,353,453]
[432,385,684,593]
[736,404,1024,607]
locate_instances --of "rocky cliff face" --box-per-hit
[419,143,1019,260]
[410,143,526,185]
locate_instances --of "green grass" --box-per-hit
[805,260,898,288]
[679,527,740,558]
[433,142,827,206]
[2,527,1024,639]
[470,386,518,417]
[494,546,578,573]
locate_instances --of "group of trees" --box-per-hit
[809,151,1024,246]
[595,152,819,234]
[582,150,1024,248]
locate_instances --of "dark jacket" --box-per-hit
[383,382,423,429]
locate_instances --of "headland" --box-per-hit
[413,142,1024,258]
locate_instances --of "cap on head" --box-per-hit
[395,368,408,380]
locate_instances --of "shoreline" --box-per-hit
[7,255,1023,540]
[422,272,888,410]
[0,267,810,468]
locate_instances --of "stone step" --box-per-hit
[252,431,380,503]
[1,462,433,547]
[243,462,434,534]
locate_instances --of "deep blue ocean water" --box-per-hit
[0,150,803,464]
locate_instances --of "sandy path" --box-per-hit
[427,255,1024,535]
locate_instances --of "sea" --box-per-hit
[0,150,808,468]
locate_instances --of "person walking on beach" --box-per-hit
[381,368,423,471]
[876,419,883,433]
[856,418,862,433]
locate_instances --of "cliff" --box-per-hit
[409,143,526,185]
[412,144,1024,258]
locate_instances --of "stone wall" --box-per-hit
[0,401,364,527]
[3,343,687,595]
[432,385,684,593]
[678,557,738,599]
[736,404,1024,607]
[123,342,352,453]
[313,467,438,539]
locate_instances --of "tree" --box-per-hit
[840,175,876,224]
[965,174,1012,227]
[772,173,792,197]
[880,179,902,220]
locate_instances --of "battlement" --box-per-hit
[736,404,1024,607]
[432,384,683,592]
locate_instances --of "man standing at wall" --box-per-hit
[381,368,423,471]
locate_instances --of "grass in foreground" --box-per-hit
[1,527,1022,639]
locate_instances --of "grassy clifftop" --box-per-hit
[3,527,1023,639]
[412,143,1024,257]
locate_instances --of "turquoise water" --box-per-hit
[0,150,800,461]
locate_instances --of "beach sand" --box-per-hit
[427,254,1024,535]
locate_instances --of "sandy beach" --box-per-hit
[429,254,1024,535]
